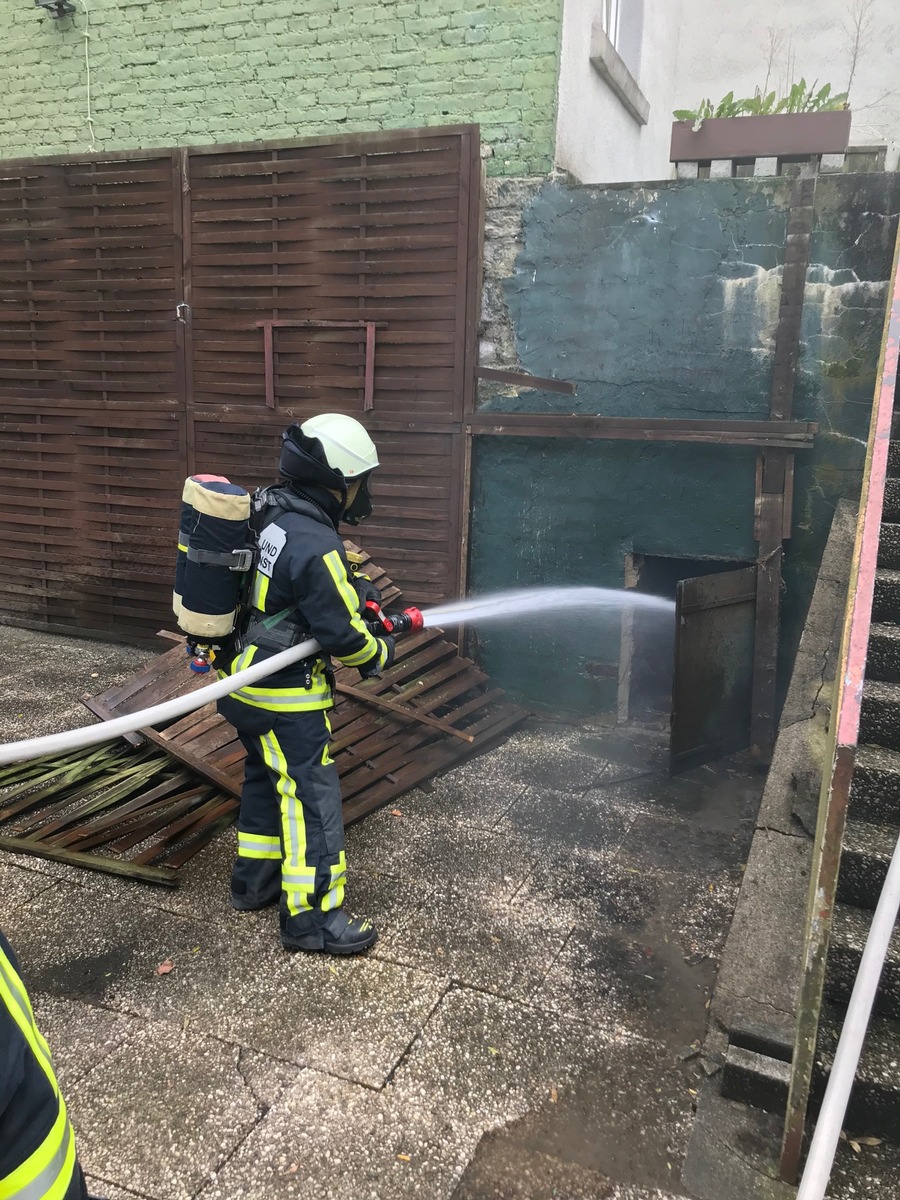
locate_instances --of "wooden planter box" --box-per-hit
[670,110,852,162]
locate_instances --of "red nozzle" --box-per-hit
[383,607,424,636]
[403,606,425,633]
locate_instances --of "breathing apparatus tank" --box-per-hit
[173,475,254,664]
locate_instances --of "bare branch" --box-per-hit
[844,0,876,97]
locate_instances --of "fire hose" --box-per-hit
[0,606,424,768]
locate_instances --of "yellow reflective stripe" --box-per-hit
[217,645,258,682]
[323,550,380,667]
[260,731,314,917]
[237,832,281,860]
[338,642,379,668]
[230,688,331,712]
[377,639,390,669]
[0,949,77,1200]
[321,713,334,766]
[0,1099,73,1200]
[322,851,346,912]
[324,549,360,617]
[282,868,316,886]
[0,952,53,1079]
[177,541,188,553]
[250,571,269,612]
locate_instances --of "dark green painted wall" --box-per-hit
[471,173,900,716]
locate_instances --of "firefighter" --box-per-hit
[216,414,394,955]
[0,927,90,1200]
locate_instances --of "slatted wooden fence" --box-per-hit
[0,127,482,641]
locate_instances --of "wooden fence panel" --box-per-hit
[0,128,481,640]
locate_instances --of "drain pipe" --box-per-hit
[0,638,320,767]
[796,831,900,1200]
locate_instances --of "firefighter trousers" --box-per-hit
[231,709,347,947]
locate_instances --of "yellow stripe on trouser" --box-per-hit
[258,728,344,919]
[0,950,77,1200]
[259,730,315,918]
[321,851,346,912]
[237,832,281,860]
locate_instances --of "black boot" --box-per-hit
[281,909,378,955]
[230,859,281,911]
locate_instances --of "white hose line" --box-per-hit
[0,638,321,767]
[796,831,900,1200]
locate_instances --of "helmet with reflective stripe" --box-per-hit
[300,413,379,480]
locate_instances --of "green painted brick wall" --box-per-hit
[0,0,562,174]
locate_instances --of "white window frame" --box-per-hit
[600,0,621,49]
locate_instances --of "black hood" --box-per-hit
[278,425,347,498]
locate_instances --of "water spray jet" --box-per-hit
[0,587,674,767]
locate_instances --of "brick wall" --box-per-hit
[2,0,562,174]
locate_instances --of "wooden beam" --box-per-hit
[335,680,475,743]
[476,367,577,395]
[467,411,817,448]
[0,836,179,887]
[751,164,818,759]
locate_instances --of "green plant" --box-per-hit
[674,80,849,128]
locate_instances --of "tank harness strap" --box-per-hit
[186,546,254,572]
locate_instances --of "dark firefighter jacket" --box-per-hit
[0,929,85,1200]
[216,484,389,721]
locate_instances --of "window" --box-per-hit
[600,0,621,48]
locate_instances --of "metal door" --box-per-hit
[670,565,757,773]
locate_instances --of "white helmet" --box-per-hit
[300,413,379,479]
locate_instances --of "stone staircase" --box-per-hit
[810,414,900,1146]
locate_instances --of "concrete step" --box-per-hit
[884,478,900,524]
[867,623,900,684]
[813,1000,900,1141]
[837,819,895,911]
[825,902,900,1018]
[721,1044,790,1114]
[879,523,900,570]
[873,569,900,624]
[890,439,900,478]
[851,744,900,824]
[860,679,900,752]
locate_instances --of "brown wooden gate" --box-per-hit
[0,127,481,642]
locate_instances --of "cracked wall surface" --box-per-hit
[472,173,900,716]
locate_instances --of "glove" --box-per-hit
[358,636,395,679]
[355,576,382,610]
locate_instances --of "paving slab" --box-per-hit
[347,805,541,898]
[382,884,572,1001]
[0,859,55,916]
[1,618,776,1200]
[0,625,154,742]
[417,991,697,1195]
[451,1141,696,1200]
[496,781,644,856]
[617,811,748,877]
[399,770,527,833]
[535,924,716,1047]
[391,986,618,1129]
[70,1020,262,1200]
[206,1067,471,1200]
[84,1179,158,1200]
[461,722,663,792]
[515,846,665,930]
[31,994,139,1093]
